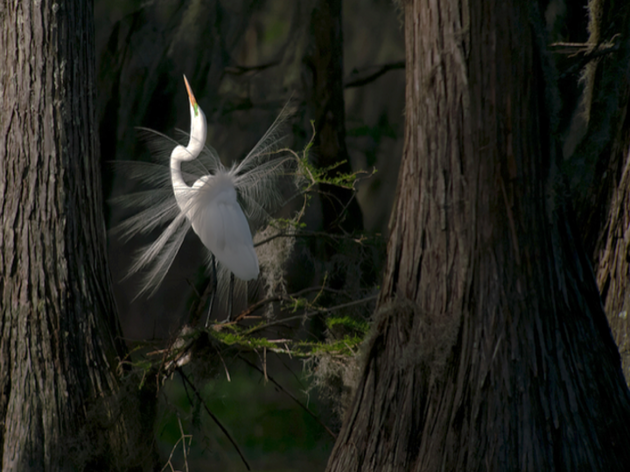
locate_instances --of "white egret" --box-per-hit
[172,77,259,281]
[113,76,294,320]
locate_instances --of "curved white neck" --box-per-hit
[171,101,207,211]
[171,149,191,211]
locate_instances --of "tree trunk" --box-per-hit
[0,1,141,469]
[569,0,630,384]
[596,142,630,383]
[306,0,364,233]
[326,1,630,470]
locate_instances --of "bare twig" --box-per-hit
[263,347,268,382]
[549,37,621,78]
[291,285,352,299]
[177,369,251,471]
[232,295,284,322]
[238,355,337,439]
[345,60,405,88]
[161,414,193,472]
[218,351,232,382]
[178,416,190,472]
[254,228,374,248]
[549,40,619,58]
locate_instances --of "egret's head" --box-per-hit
[183,75,207,159]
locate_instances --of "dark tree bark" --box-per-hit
[306,0,364,233]
[568,0,630,383]
[0,1,143,469]
[571,0,630,259]
[326,1,630,470]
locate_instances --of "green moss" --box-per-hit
[295,335,364,357]
[325,315,370,334]
[297,153,376,190]
[212,329,283,350]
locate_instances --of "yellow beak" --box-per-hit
[183,75,197,108]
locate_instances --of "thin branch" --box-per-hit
[345,60,405,88]
[263,347,268,382]
[274,350,307,390]
[254,228,373,248]
[324,185,363,230]
[224,60,280,76]
[290,285,353,299]
[238,355,337,440]
[549,41,619,58]
[192,277,216,326]
[178,416,191,472]
[218,351,232,382]
[233,295,284,322]
[177,369,251,471]
[230,286,355,323]
[161,414,193,472]
[245,294,378,336]
[550,37,621,78]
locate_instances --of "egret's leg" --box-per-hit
[205,254,218,327]
[226,272,235,322]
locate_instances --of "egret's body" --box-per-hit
[114,75,292,301]
[170,78,259,281]
[183,173,259,280]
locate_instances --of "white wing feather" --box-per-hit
[188,173,259,280]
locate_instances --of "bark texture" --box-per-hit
[570,0,630,384]
[326,1,630,470]
[306,0,364,232]
[596,145,630,384]
[0,1,137,469]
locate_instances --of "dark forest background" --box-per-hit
[4,0,630,470]
[93,0,630,469]
[96,0,404,469]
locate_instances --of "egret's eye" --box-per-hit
[193,103,199,117]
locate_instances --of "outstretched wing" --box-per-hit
[126,210,192,298]
[230,100,297,229]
